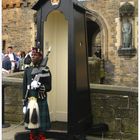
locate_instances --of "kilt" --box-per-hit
[23,66,52,131]
[24,97,51,131]
[38,99,51,131]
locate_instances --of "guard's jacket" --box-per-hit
[23,65,51,131]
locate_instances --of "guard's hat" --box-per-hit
[32,47,42,56]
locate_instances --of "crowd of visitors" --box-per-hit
[2,46,32,75]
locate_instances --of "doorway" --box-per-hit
[86,17,101,58]
[43,10,68,122]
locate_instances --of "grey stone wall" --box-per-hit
[3,75,23,123]
[90,84,138,140]
[88,56,101,84]
[84,0,138,87]
[2,0,138,87]
[3,77,138,139]
[4,86,23,122]
[2,7,36,53]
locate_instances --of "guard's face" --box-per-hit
[31,52,42,65]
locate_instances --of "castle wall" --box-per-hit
[3,77,138,140]
[2,0,36,53]
[2,0,138,86]
[85,0,138,86]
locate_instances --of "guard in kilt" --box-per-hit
[23,47,52,140]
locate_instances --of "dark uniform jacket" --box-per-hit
[23,65,52,131]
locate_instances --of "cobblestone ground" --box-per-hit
[2,124,120,140]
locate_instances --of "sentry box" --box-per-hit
[33,0,92,138]
[15,0,94,139]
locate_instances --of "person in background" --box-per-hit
[15,51,22,72]
[23,47,52,140]
[2,54,11,75]
[6,46,18,72]
[19,51,26,71]
[2,52,4,60]
[95,47,101,59]
[100,59,105,84]
[24,50,32,68]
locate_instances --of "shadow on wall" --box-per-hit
[88,55,100,84]
[88,55,108,84]
[104,60,115,84]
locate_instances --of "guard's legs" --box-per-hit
[38,132,46,140]
[29,130,38,140]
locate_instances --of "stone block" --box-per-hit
[114,118,122,132]
[103,118,116,132]
[5,105,22,114]
[5,113,24,123]
[115,108,130,118]
[121,118,138,133]
[129,96,138,109]
[122,133,138,140]
[106,96,129,108]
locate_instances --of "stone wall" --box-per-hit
[3,77,138,139]
[84,0,138,87]
[3,74,24,123]
[2,0,138,87]
[88,56,101,84]
[90,84,138,140]
[4,86,23,122]
[2,0,36,53]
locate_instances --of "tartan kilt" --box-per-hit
[38,99,51,131]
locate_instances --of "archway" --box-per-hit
[86,11,108,84]
[86,17,101,57]
[86,11,108,59]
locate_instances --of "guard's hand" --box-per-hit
[23,106,27,114]
[31,80,41,89]
[39,85,45,92]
